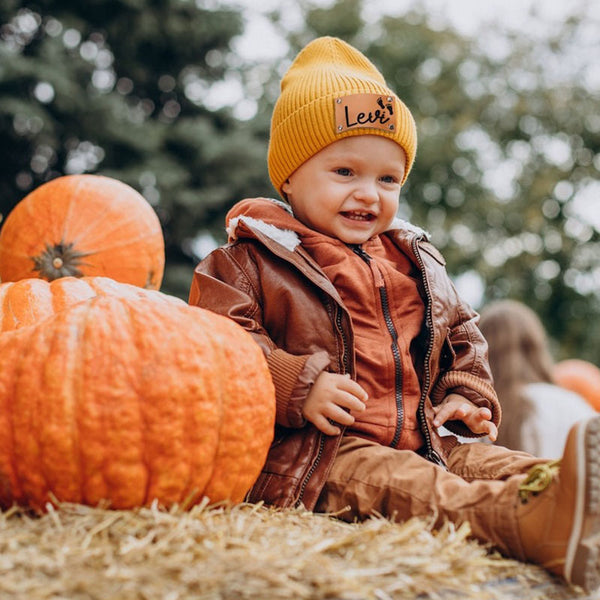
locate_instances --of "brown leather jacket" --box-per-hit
[189,199,500,510]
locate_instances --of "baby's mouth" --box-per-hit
[341,211,376,222]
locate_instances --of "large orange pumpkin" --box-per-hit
[0,295,275,511]
[0,276,178,332]
[554,359,600,412]
[0,175,164,289]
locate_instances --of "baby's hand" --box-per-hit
[303,372,367,435]
[433,393,498,442]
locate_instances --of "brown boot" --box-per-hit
[516,416,600,592]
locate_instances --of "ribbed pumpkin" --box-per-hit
[0,276,177,332]
[0,175,164,289]
[0,295,275,511]
[554,359,600,412]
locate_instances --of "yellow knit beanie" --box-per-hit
[268,36,417,197]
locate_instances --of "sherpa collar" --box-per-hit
[226,197,429,252]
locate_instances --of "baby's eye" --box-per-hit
[334,168,352,176]
[380,175,399,184]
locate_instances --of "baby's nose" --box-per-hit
[353,180,378,203]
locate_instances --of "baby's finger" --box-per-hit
[326,404,356,427]
[466,409,497,437]
[333,389,367,414]
[466,420,498,442]
[474,406,492,421]
[338,377,369,402]
[433,402,468,427]
[433,404,453,427]
[484,421,498,442]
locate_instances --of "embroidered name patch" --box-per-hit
[334,93,397,134]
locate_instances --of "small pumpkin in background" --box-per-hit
[0,294,275,511]
[0,276,179,332]
[554,359,600,412]
[0,175,164,290]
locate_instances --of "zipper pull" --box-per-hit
[351,245,385,288]
[351,244,371,262]
[425,449,447,469]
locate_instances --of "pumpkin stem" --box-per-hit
[32,241,90,280]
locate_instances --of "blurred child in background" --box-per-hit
[479,299,596,459]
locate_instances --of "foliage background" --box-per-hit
[1,0,599,361]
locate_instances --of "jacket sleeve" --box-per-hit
[189,246,328,429]
[425,260,501,438]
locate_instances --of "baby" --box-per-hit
[190,36,600,592]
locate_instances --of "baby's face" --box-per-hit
[282,136,406,244]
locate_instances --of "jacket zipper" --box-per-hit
[351,245,404,448]
[295,433,326,508]
[296,302,350,507]
[335,305,352,375]
[411,237,444,467]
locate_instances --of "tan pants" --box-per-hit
[315,435,544,559]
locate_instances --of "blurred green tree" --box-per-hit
[0,0,269,296]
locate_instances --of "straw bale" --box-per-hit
[0,500,591,599]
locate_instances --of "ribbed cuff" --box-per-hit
[431,370,502,432]
[267,349,312,428]
[288,351,331,427]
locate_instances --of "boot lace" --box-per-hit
[518,459,561,503]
